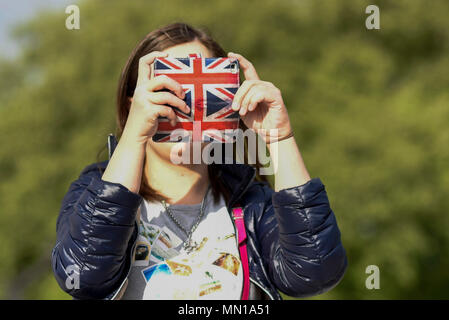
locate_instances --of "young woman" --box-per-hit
[52,23,347,300]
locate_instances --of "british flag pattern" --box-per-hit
[152,53,240,143]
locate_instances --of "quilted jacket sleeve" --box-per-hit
[257,178,347,298]
[51,162,142,299]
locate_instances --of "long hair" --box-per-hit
[110,22,268,204]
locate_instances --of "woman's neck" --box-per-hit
[144,146,210,205]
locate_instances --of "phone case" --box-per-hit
[152,53,240,143]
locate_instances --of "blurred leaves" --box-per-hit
[0,0,448,299]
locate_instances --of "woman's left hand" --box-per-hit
[228,52,293,143]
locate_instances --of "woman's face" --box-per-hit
[146,40,214,163]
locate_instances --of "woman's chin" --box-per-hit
[147,140,210,165]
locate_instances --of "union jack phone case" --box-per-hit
[152,53,240,143]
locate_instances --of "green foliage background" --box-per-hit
[1,0,448,299]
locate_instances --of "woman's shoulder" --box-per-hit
[76,160,109,180]
[62,161,109,191]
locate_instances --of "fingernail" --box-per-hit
[232,102,238,111]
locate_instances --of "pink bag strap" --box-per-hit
[232,206,250,300]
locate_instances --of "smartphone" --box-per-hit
[152,53,240,143]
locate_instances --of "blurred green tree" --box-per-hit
[0,0,448,299]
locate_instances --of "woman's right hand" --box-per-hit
[120,51,190,146]
[102,51,189,193]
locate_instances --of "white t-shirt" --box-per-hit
[121,188,243,300]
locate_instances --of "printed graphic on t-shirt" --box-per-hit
[133,223,161,267]
[132,201,243,300]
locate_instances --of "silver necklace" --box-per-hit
[161,184,210,251]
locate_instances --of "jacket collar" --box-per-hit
[212,163,256,208]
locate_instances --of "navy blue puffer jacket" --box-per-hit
[51,144,347,300]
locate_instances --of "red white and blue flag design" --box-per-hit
[152,54,240,143]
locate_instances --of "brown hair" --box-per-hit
[113,22,267,204]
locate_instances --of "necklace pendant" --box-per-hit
[184,239,198,252]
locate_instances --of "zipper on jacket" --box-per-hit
[233,226,275,301]
[228,169,276,300]
[250,276,275,300]
[109,220,139,300]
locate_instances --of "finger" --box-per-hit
[240,85,265,116]
[153,105,177,127]
[247,90,266,112]
[231,80,259,111]
[146,75,186,99]
[136,51,168,85]
[228,52,260,81]
[148,91,190,114]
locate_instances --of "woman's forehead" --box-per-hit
[162,40,214,58]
